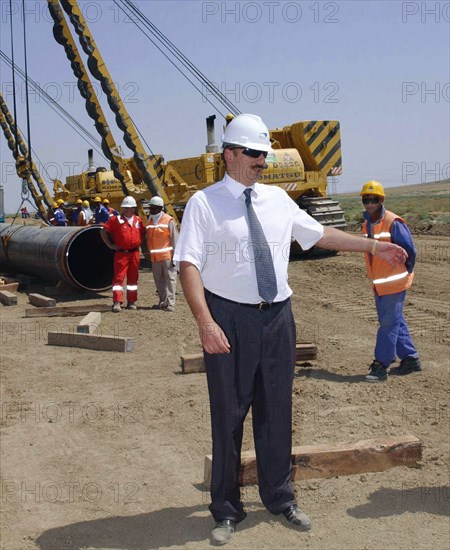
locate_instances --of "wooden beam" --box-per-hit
[181,343,317,374]
[0,282,19,293]
[0,290,18,306]
[77,312,102,334]
[48,331,134,352]
[25,304,112,318]
[204,436,422,487]
[28,293,57,308]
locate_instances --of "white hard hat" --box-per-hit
[121,196,137,208]
[222,113,272,153]
[149,196,164,207]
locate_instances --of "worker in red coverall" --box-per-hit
[100,196,145,312]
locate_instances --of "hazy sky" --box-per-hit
[0,0,449,213]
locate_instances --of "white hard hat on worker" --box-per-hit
[121,196,137,208]
[149,196,164,207]
[222,113,273,154]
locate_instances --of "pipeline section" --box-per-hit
[0,223,114,291]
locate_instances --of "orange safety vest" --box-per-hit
[146,213,174,262]
[362,209,414,296]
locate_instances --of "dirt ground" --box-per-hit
[0,232,449,550]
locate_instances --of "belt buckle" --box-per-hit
[259,302,270,311]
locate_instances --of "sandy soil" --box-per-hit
[0,232,449,550]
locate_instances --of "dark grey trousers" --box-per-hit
[204,291,297,522]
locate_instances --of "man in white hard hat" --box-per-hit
[146,196,178,311]
[174,113,408,545]
[100,196,145,312]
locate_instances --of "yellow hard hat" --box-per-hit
[82,200,90,208]
[102,198,110,204]
[51,202,58,208]
[76,199,83,204]
[93,196,102,203]
[56,198,65,205]
[360,180,385,197]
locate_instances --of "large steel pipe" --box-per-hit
[0,223,114,291]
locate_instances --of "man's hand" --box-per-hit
[198,320,231,354]
[376,241,408,266]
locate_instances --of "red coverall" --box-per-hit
[103,214,145,304]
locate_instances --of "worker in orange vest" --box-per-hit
[360,180,421,382]
[101,196,145,312]
[146,196,178,312]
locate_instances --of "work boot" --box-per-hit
[126,303,137,310]
[112,302,121,313]
[211,520,235,546]
[390,356,422,375]
[365,360,388,382]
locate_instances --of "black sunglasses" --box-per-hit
[234,147,268,159]
[362,197,380,205]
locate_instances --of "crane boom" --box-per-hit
[0,92,53,222]
[48,0,177,220]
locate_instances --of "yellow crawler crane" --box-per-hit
[166,115,346,228]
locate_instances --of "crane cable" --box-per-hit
[0,50,107,161]
[21,0,33,186]
[120,0,240,116]
[114,0,241,119]
[8,0,19,158]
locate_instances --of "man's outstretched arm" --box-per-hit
[316,227,408,266]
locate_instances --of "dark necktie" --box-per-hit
[244,188,278,303]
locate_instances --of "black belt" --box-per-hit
[117,248,139,253]
[205,290,287,311]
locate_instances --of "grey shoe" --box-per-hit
[112,302,121,313]
[365,360,388,382]
[211,520,235,546]
[126,303,137,310]
[281,505,311,531]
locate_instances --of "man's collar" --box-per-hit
[223,173,259,199]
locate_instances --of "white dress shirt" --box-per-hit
[174,173,324,303]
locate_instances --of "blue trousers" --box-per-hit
[374,291,418,367]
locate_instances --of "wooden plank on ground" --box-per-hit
[28,293,57,308]
[77,312,102,334]
[48,331,134,352]
[204,435,422,487]
[0,290,18,306]
[181,343,317,374]
[25,304,112,318]
[0,282,19,293]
